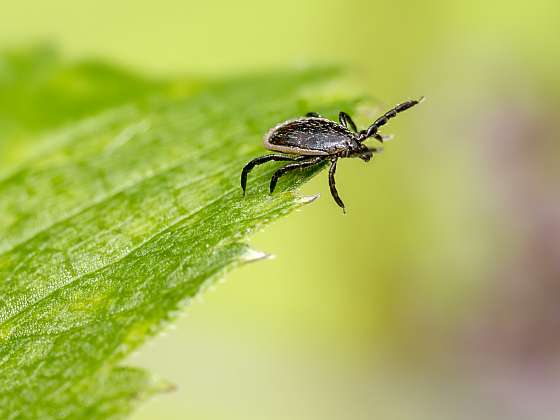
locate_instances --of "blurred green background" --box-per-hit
[2,1,559,419]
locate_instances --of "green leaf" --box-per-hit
[0,47,357,418]
[0,45,202,173]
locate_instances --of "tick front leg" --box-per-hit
[338,112,357,132]
[367,146,384,154]
[328,158,345,212]
[361,97,424,140]
[372,133,394,143]
[269,157,323,193]
[241,154,298,195]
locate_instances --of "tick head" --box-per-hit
[359,150,372,162]
[354,142,372,162]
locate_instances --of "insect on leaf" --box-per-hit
[0,47,358,418]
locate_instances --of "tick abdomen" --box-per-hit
[264,118,355,156]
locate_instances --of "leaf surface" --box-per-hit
[0,47,355,419]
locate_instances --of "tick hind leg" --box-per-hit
[328,158,345,212]
[241,154,300,195]
[269,156,323,193]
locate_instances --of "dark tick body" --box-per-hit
[241,98,423,212]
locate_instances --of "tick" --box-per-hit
[240,98,424,212]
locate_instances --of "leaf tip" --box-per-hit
[295,193,320,205]
[240,248,274,263]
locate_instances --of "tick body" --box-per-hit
[241,98,423,212]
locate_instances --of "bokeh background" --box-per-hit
[2,1,559,419]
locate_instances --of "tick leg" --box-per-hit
[339,111,358,132]
[328,158,345,212]
[372,133,394,143]
[306,112,323,118]
[269,157,323,194]
[367,146,384,154]
[241,154,299,195]
[359,97,424,141]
